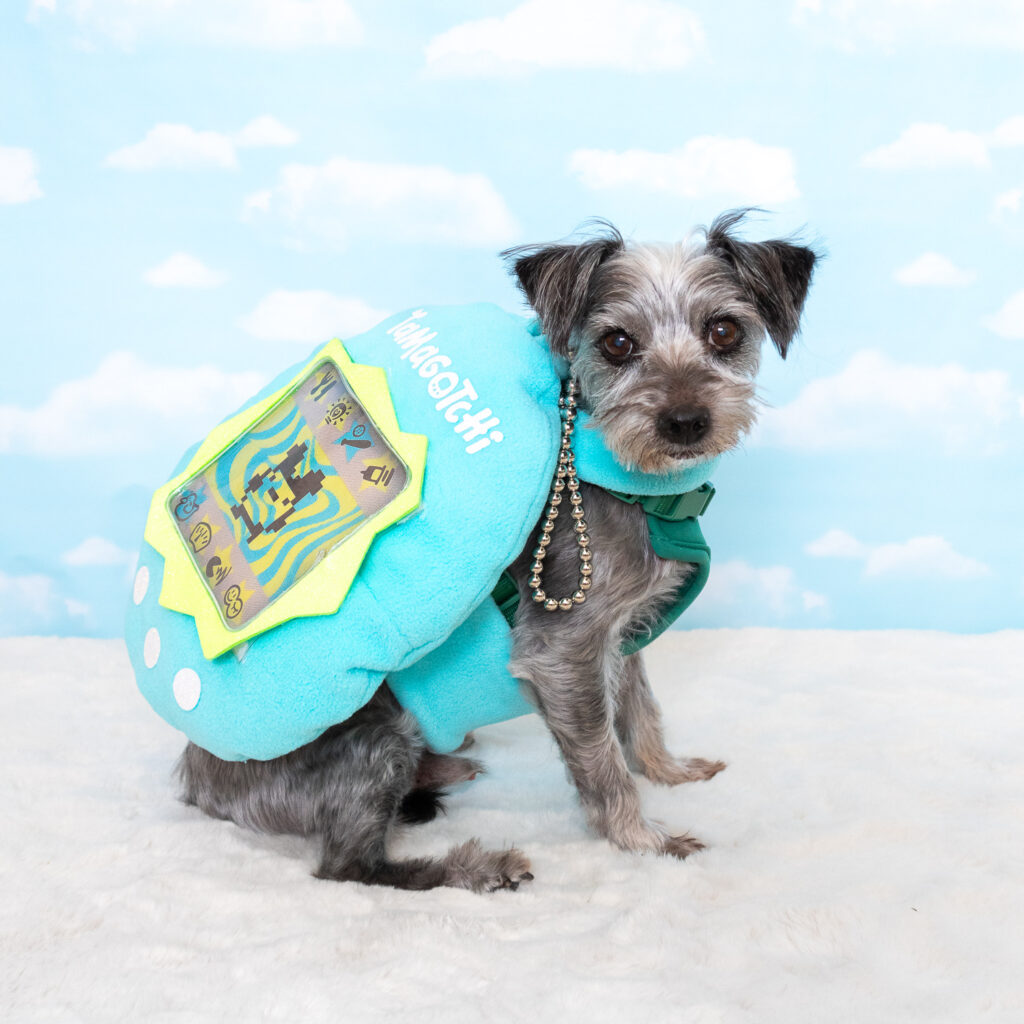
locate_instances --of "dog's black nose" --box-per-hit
[657,405,711,446]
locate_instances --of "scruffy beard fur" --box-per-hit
[178,211,818,892]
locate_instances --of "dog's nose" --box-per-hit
[657,405,711,446]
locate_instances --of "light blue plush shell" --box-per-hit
[126,305,562,760]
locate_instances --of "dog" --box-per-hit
[179,210,817,891]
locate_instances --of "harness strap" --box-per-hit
[605,482,715,522]
[491,482,714,656]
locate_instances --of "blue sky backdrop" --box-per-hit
[2,0,1022,636]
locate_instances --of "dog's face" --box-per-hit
[506,212,817,473]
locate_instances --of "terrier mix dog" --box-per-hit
[180,210,817,891]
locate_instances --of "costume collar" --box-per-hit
[572,410,719,496]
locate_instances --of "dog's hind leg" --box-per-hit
[314,731,525,891]
[615,653,725,785]
[179,687,530,892]
[314,756,530,891]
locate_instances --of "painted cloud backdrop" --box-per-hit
[2,0,1022,636]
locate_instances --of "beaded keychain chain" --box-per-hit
[529,377,593,612]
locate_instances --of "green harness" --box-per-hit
[491,482,715,655]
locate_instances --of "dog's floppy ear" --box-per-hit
[706,210,818,359]
[502,223,625,357]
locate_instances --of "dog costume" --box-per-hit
[125,305,718,761]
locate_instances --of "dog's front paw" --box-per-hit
[643,756,726,786]
[442,839,534,893]
[604,816,704,859]
[662,833,706,859]
[604,814,708,860]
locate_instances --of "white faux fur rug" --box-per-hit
[2,630,1022,1023]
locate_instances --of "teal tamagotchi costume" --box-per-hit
[125,305,718,761]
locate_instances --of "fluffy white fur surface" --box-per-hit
[2,631,1022,1023]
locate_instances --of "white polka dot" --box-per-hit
[133,565,150,605]
[143,628,161,668]
[173,668,202,711]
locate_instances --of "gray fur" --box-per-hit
[502,221,625,357]
[507,482,712,855]
[705,209,818,359]
[179,689,525,891]
[178,211,816,888]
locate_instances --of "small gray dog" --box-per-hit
[180,210,817,892]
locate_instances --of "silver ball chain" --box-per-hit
[529,377,593,612]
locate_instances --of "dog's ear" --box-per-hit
[502,224,624,357]
[706,210,818,359]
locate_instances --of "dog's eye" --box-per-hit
[599,329,636,364]
[707,319,740,350]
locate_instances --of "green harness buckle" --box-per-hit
[605,482,715,522]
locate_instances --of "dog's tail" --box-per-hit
[397,787,447,825]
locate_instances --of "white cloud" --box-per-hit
[893,252,976,287]
[0,570,90,635]
[990,115,1024,148]
[425,0,704,76]
[251,157,519,247]
[983,289,1024,339]
[33,0,363,50]
[239,290,388,343]
[569,138,799,204]
[807,529,991,580]
[793,0,1024,52]
[61,537,134,568]
[242,189,273,217]
[865,537,990,579]
[106,123,237,171]
[233,116,298,148]
[143,252,227,289]
[105,117,296,172]
[0,145,43,203]
[993,187,1023,218]
[700,559,827,618]
[755,350,1021,455]
[0,571,60,618]
[0,351,267,456]
[804,529,869,559]
[64,597,91,619]
[861,123,990,170]
[861,116,1024,174]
